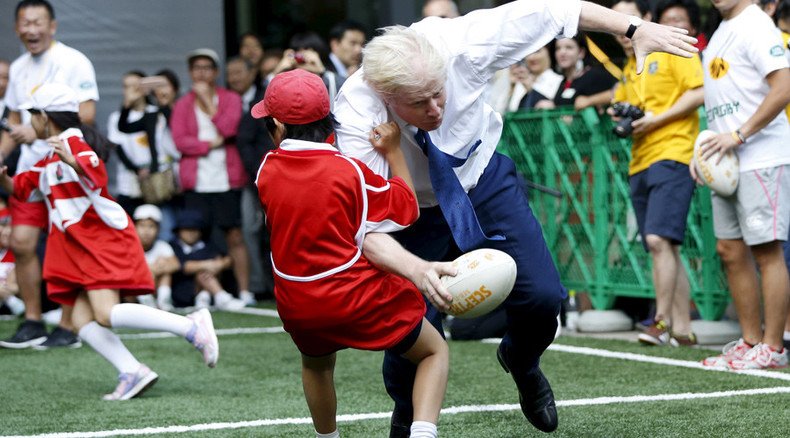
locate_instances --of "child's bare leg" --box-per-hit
[196,271,224,294]
[301,352,338,435]
[401,318,449,427]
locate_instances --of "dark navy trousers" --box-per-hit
[385,152,567,417]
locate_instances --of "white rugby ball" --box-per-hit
[441,248,516,319]
[692,129,739,196]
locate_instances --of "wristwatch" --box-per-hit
[625,16,643,39]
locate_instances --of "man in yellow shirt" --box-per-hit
[610,0,705,346]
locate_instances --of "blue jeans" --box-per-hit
[384,152,566,419]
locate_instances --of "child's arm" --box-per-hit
[363,232,455,311]
[0,268,19,298]
[369,122,414,194]
[49,137,86,176]
[0,166,14,194]
[149,255,180,277]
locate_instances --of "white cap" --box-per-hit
[133,204,163,223]
[187,48,220,67]
[19,83,79,113]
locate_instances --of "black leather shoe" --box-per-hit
[497,343,558,432]
[388,408,412,438]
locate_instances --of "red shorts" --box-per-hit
[47,279,153,306]
[9,197,47,229]
[277,264,427,357]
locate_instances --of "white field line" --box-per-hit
[480,339,790,382]
[4,387,790,438]
[224,307,280,318]
[119,326,284,340]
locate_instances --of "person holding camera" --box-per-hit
[609,0,704,347]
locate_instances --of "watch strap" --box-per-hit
[625,24,638,39]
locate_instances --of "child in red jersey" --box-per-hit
[0,203,24,316]
[0,83,219,401]
[254,69,455,438]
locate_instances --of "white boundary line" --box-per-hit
[224,307,280,318]
[487,339,790,382]
[4,386,790,438]
[118,327,284,340]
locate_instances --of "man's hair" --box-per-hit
[264,114,337,144]
[654,0,701,29]
[329,20,367,43]
[15,0,55,21]
[226,56,253,71]
[362,26,447,100]
[778,0,790,21]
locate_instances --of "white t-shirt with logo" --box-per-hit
[5,41,99,172]
[702,5,790,172]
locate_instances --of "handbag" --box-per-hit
[139,167,177,204]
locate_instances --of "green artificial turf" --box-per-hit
[1,305,789,437]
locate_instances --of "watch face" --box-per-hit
[629,16,643,27]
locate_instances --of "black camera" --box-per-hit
[611,102,645,138]
[0,118,11,133]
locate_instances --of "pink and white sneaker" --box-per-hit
[701,338,752,369]
[186,308,219,368]
[728,343,789,370]
[103,364,159,401]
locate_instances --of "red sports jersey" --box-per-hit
[12,128,154,305]
[256,139,424,356]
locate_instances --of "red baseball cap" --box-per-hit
[251,69,330,124]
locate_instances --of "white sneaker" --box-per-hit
[728,343,789,370]
[239,290,257,306]
[195,291,211,309]
[214,291,246,311]
[186,308,219,368]
[103,364,159,401]
[702,338,752,369]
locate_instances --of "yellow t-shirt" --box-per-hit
[614,52,704,175]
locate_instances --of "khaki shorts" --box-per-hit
[712,165,790,246]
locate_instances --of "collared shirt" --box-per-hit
[615,53,703,175]
[329,53,349,80]
[335,0,581,207]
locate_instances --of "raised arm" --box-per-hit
[579,1,698,73]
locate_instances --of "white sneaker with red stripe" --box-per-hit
[701,338,752,369]
[728,343,789,370]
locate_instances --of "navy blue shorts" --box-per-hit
[629,160,695,249]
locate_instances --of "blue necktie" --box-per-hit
[414,129,504,251]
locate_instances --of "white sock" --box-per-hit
[79,321,140,374]
[784,331,790,341]
[410,421,438,438]
[315,430,339,438]
[156,285,172,305]
[4,295,25,315]
[110,303,193,337]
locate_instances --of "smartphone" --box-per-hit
[139,75,169,92]
[294,52,306,65]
